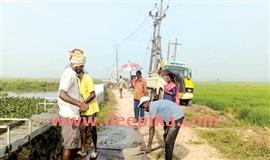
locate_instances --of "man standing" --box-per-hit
[138,97,184,160]
[77,71,100,158]
[133,70,147,122]
[118,75,125,98]
[58,49,88,160]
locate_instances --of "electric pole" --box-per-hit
[170,38,181,61]
[115,42,119,81]
[167,41,170,61]
[149,0,168,73]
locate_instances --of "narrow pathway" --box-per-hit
[112,89,225,160]
[86,89,144,160]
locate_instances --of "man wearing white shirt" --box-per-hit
[58,49,88,160]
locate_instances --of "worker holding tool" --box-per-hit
[138,97,184,160]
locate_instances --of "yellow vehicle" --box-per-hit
[163,61,194,105]
[146,60,195,106]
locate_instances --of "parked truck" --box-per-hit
[146,60,194,106]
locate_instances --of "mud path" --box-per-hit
[111,89,226,160]
[84,90,145,160]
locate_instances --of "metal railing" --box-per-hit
[0,118,31,147]
[36,98,57,113]
[0,98,56,147]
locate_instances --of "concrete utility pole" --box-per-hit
[170,38,181,61]
[166,41,170,61]
[115,42,119,81]
[149,0,168,73]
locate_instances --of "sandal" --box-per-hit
[90,151,99,158]
[77,150,87,157]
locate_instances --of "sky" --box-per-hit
[0,0,269,82]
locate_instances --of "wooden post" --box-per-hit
[36,104,38,114]
[44,99,47,111]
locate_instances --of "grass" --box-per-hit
[0,79,103,92]
[96,88,117,125]
[188,139,204,145]
[193,82,270,127]
[197,129,270,160]
[0,79,59,92]
[191,82,270,160]
[0,95,51,118]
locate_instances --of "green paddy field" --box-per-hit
[1,80,269,126]
[193,82,270,126]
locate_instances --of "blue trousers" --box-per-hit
[134,99,144,120]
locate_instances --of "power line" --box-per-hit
[121,24,152,45]
[119,16,151,44]
[118,4,160,45]
[143,37,152,68]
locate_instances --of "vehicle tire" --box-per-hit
[180,99,184,105]
[149,89,155,101]
[187,100,192,106]
[159,89,164,100]
[147,88,151,96]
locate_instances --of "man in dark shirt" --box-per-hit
[138,97,184,160]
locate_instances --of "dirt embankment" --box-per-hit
[112,89,225,160]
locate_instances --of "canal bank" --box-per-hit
[0,86,148,160]
[0,106,62,160]
[0,85,105,159]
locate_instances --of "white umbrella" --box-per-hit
[120,62,143,72]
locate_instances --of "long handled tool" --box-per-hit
[136,144,164,156]
[89,146,122,151]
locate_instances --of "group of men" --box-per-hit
[57,49,99,159]
[58,49,185,160]
[118,71,147,121]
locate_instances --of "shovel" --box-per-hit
[136,144,164,156]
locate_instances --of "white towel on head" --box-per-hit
[69,49,86,66]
